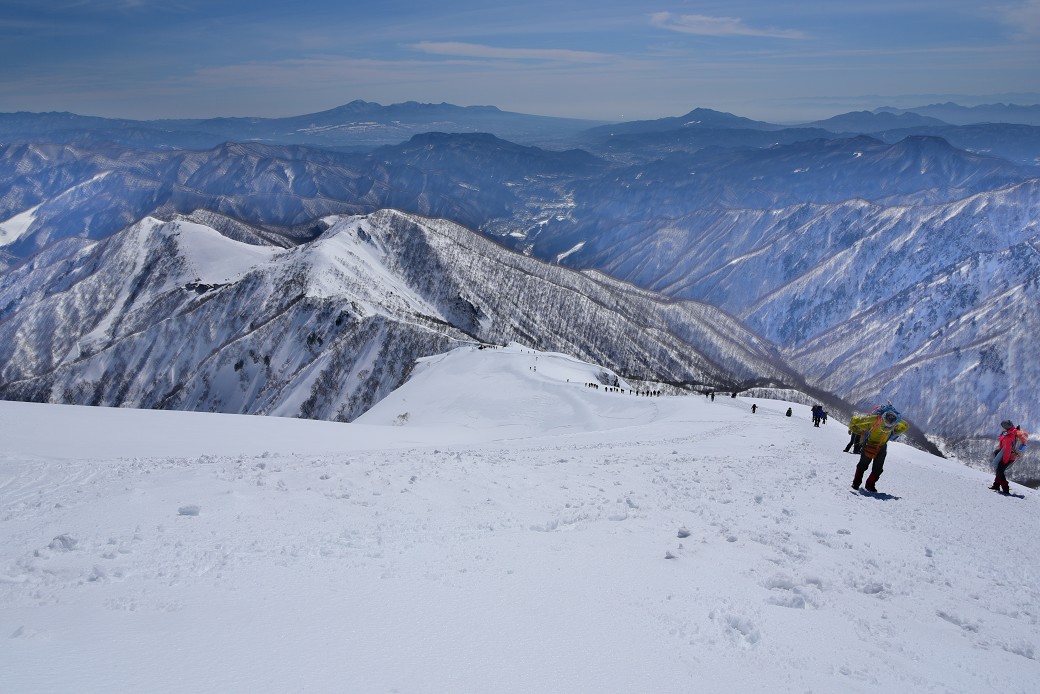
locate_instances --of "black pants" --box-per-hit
[855,445,888,482]
[844,433,860,452]
[996,461,1014,485]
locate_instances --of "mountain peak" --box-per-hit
[806,110,950,132]
[680,107,762,124]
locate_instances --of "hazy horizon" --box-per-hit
[1,1,1038,123]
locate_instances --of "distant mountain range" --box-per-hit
[2,99,1039,465]
[801,111,949,132]
[876,102,1040,127]
[575,107,1040,166]
[0,100,606,150]
[3,100,1040,162]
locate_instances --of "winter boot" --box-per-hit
[864,475,878,493]
[989,479,1001,490]
[1000,482,1011,495]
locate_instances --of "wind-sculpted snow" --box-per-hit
[0,210,802,422]
[1,353,1037,693]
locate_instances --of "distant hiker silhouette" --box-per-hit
[751,404,757,414]
[849,404,909,493]
[785,408,792,417]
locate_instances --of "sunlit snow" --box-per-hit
[0,204,41,247]
[1,344,1037,693]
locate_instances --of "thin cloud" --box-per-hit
[998,0,1040,37]
[650,12,808,40]
[49,0,187,10]
[411,41,609,63]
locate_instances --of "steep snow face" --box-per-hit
[1,347,1037,693]
[288,216,444,319]
[0,203,41,246]
[164,218,282,286]
[785,240,1040,449]
[736,182,1040,445]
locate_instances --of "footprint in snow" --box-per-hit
[715,613,760,647]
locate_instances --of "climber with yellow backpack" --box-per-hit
[849,404,910,493]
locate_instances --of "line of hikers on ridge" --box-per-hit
[583,382,662,396]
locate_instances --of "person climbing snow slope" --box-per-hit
[849,404,910,493]
[989,420,1028,495]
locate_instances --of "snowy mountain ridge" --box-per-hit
[0,209,806,428]
[2,345,1038,693]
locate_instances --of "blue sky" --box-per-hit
[1,0,1038,122]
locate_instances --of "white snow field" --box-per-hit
[1,344,1037,693]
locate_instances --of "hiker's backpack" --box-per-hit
[1013,428,1029,456]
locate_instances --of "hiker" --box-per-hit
[811,405,822,427]
[843,429,861,454]
[785,407,792,417]
[849,404,910,492]
[989,420,1027,494]
[751,403,757,414]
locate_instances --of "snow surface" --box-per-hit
[0,204,41,247]
[161,218,283,286]
[2,344,1038,693]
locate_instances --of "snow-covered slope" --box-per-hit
[2,345,1037,693]
[358,343,657,435]
[0,203,40,247]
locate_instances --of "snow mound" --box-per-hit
[357,343,652,436]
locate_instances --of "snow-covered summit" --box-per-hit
[158,217,282,287]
